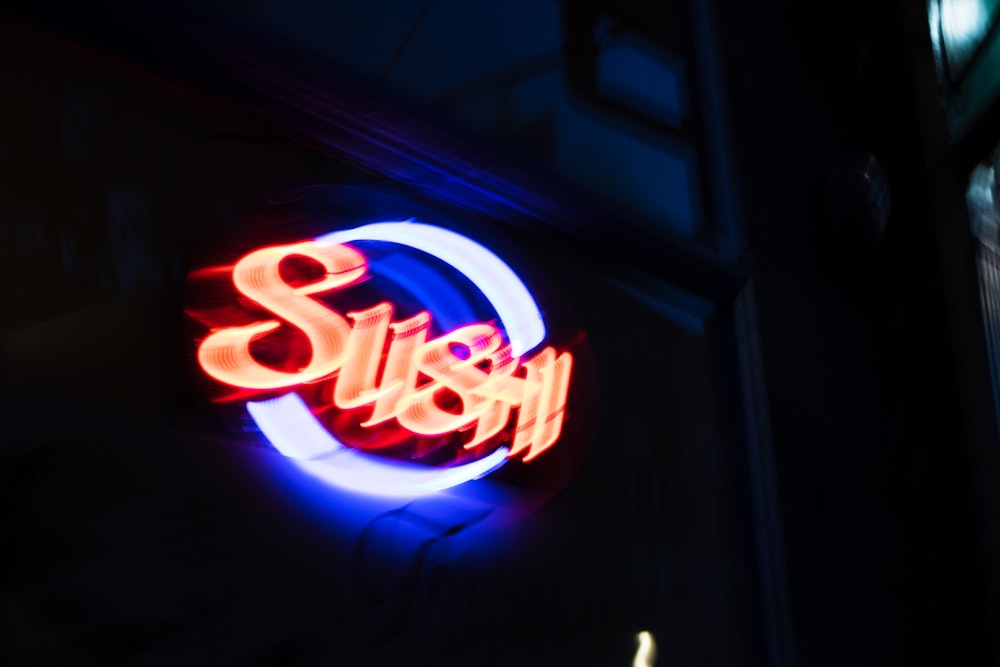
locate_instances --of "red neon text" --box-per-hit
[197,241,572,461]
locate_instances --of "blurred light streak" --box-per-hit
[969,158,1000,436]
[942,0,989,49]
[934,0,996,76]
[314,220,545,356]
[247,392,509,497]
[633,630,657,667]
[365,250,478,332]
[198,241,367,389]
[195,220,572,495]
[929,0,943,67]
[508,346,573,462]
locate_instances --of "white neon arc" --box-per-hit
[313,220,545,357]
[246,220,545,498]
[248,393,509,497]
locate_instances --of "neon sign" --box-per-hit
[191,221,574,498]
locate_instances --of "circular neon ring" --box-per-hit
[247,221,545,497]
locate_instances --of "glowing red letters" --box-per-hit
[198,241,572,462]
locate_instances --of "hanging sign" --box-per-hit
[188,221,575,498]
